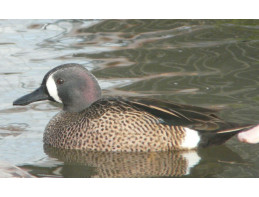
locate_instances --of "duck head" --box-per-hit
[13,63,102,112]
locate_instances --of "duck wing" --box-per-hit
[123,97,253,133]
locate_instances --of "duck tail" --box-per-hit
[198,124,254,148]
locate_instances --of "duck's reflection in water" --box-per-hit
[44,145,200,178]
[42,145,244,178]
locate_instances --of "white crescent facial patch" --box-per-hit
[46,73,62,103]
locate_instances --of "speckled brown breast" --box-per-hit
[43,98,186,152]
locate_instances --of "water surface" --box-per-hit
[0,19,259,177]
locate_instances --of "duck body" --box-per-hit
[13,63,253,152]
[44,96,252,151]
[45,97,188,151]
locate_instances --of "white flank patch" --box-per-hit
[46,74,62,103]
[181,151,201,175]
[181,127,200,149]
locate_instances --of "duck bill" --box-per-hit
[13,85,49,106]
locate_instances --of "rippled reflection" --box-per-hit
[17,145,247,178]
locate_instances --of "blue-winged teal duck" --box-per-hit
[13,63,253,152]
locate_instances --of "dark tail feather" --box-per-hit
[198,125,254,148]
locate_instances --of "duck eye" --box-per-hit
[56,78,64,85]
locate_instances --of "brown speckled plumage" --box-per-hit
[44,98,187,152]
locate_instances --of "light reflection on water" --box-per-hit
[0,19,259,177]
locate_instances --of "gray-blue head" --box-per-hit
[13,63,102,112]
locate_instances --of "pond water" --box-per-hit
[0,19,259,178]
